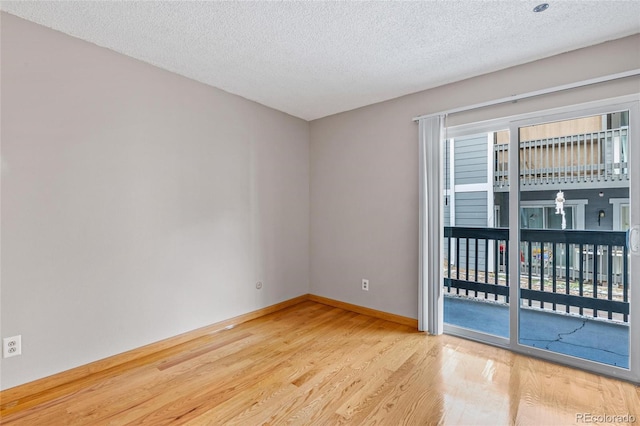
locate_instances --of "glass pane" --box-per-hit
[518,112,630,369]
[621,205,630,231]
[443,131,509,339]
[546,207,573,230]
[522,208,543,229]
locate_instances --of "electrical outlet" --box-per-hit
[3,335,21,358]
[362,279,369,291]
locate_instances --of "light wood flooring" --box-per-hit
[1,300,639,425]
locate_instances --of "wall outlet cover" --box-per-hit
[3,335,22,358]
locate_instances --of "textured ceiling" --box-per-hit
[1,1,639,121]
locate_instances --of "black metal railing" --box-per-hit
[444,226,510,302]
[444,226,629,322]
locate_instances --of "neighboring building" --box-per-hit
[444,111,629,283]
[446,111,629,233]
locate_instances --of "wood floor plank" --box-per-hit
[114,306,364,425]
[68,332,266,424]
[2,300,639,425]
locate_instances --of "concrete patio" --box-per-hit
[444,296,629,368]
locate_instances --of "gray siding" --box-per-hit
[454,135,487,185]
[455,191,488,227]
[444,203,450,227]
[453,191,488,271]
[444,139,451,190]
[443,202,450,264]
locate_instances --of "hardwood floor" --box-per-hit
[1,300,639,425]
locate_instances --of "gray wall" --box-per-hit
[1,14,309,389]
[455,192,488,227]
[454,135,487,186]
[519,188,630,230]
[309,34,640,319]
[453,192,489,270]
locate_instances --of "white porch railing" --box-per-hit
[494,126,629,191]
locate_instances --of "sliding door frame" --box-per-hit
[428,94,640,383]
[507,98,640,383]
[442,125,511,347]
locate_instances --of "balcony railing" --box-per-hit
[494,126,629,191]
[443,226,629,322]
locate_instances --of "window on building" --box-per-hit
[621,204,630,231]
[521,206,574,230]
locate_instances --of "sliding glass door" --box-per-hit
[440,98,640,381]
[510,101,639,380]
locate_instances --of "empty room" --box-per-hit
[1,1,640,424]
